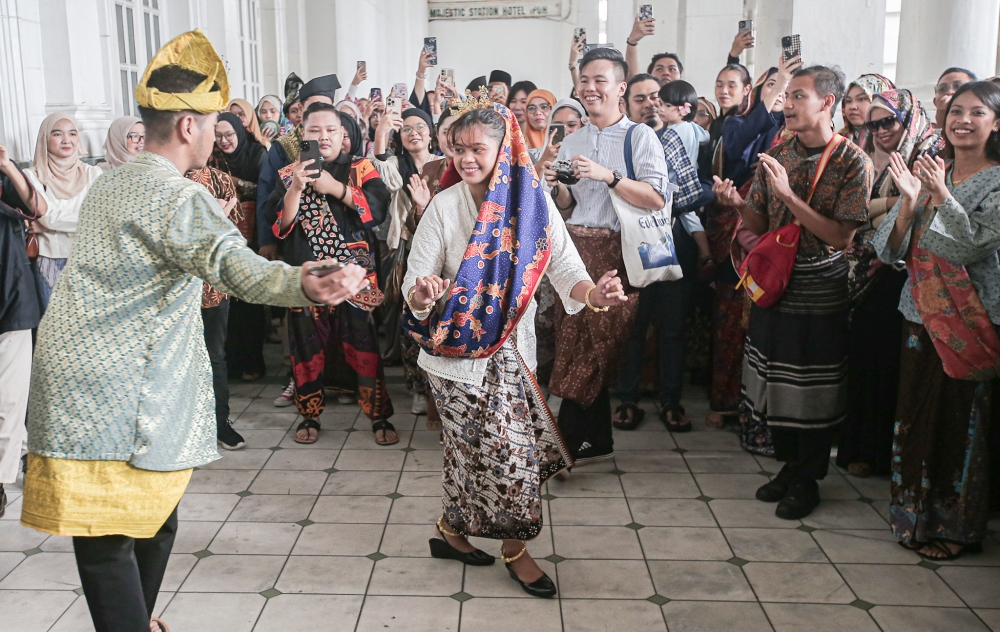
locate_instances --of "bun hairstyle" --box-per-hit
[447,107,506,148]
[943,81,1000,163]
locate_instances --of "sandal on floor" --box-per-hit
[425,395,442,431]
[372,420,399,446]
[704,411,733,429]
[293,418,321,444]
[240,371,263,382]
[898,540,925,551]
[613,404,645,431]
[918,539,982,562]
[151,617,171,632]
[660,405,692,433]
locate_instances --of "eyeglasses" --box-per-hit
[864,117,900,133]
[935,81,966,95]
[401,124,429,135]
[526,104,552,114]
[215,132,238,142]
[695,110,710,119]
[127,133,145,143]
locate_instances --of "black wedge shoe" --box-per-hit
[503,543,557,598]
[428,517,495,566]
[428,538,496,566]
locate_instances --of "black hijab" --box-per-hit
[394,108,435,200]
[213,111,266,182]
[338,111,362,162]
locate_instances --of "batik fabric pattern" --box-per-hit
[185,166,240,309]
[890,322,993,545]
[277,159,385,312]
[402,104,551,359]
[432,338,570,540]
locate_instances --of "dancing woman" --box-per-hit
[401,100,627,597]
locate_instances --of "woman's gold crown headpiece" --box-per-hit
[134,29,230,113]
[449,87,495,118]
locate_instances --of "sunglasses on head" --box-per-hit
[864,116,900,133]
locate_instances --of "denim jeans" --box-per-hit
[618,278,691,409]
[201,300,230,426]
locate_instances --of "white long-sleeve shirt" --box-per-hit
[24,165,103,259]
[402,181,592,386]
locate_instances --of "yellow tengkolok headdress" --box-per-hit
[449,87,495,118]
[134,29,229,113]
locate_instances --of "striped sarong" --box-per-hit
[739,254,850,454]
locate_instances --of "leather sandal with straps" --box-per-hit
[502,543,557,598]
[613,404,645,431]
[372,420,399,446]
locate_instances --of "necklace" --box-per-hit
[951,160,996,186]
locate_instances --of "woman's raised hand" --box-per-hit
[407,174,431,212]
[887,152,922,202]
[410,275,451,311]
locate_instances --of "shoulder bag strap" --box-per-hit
[805,133,845,205]
[624,124,637,181]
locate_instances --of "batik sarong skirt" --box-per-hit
[739,254,850,455]
[429,341,572,541]
[890,322,993,545]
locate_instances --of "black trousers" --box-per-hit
[771,427,834,480]
[73,507,178,632]
[226,298,267,377]
[557,387,613,457]
[202,299,230,426]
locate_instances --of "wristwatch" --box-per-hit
[608,170,623,189]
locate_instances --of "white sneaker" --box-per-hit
[274,379,295,407]
[337,394,356,405]
[411,393,428,415]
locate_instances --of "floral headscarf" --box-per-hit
[867,88,938,199]
[839,73,896,152]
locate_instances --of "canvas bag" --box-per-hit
[610,124,681,288]
[736,133,845,308]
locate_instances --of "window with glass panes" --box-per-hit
[239,0,262,103]
[114,0,162,116]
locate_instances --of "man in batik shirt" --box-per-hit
[714,65,872,520]
[20,31,368,632]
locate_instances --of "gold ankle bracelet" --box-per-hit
[436,516,460,538]
[500,542,527,564]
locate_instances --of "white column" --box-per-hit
[605,0,634,50]
[260,0,288,96]
[896,0,1000,106]
[37,0,114,157]
[0,0,45,162]
[677,0,744,99]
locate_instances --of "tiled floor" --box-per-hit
[3,356,1000,631]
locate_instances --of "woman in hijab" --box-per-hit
[228,98,268,146]
[372,107,449,424]
[521,89,557,150]
[402,102,625,598]
[257,94,284,144]
[100,116,144,172]
[210,111,269,382]
[24,113,103,306]
[839,74,896,154]
[839,88,938,478]
[337,100,371,156]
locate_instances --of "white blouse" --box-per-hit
[402,181,592,386]
[370,154,446,250]
[25,165,103,259]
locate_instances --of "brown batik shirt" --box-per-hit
[744,134,873,258]
[185,167,241,308]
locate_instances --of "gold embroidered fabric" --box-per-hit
[134,29,229,113]
[21,456,191,538]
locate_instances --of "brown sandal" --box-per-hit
[373,420,400,446]
[151,617,171,632]
[294,419,320,444]
[425,394,442,431]
[847,462,873,478]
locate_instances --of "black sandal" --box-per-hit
[898,540,925,551]
[294,418,321,444]
[917,539,982,562]
[661,405,692,433]
[372,420,399,446]
[613,404,645,431]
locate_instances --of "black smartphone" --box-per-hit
[369,87,382,102]
[639,4,653,20]
[423,37,438,66]
[781,34,801,61]
[299,140,323,180]
[549,123,566,145]
[308,261,346,277]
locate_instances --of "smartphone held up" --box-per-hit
[423,37,438,66]
[299,140,323,180]
[781,34,802,61]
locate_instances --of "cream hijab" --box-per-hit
[103,116,142,169]
[31,112,90,200]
